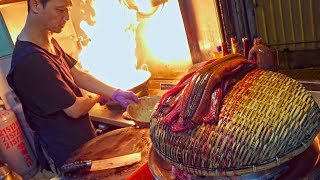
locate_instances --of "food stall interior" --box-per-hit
[0,0,319,179]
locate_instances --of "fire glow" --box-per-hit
[78,0,192,90]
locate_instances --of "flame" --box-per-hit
[79,0,140,90]
[135,0,153,13]
[79,0,192,90]
[141,1,191,66]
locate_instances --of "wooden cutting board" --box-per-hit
[66,127,152,180]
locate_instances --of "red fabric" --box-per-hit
[126,162,154,180]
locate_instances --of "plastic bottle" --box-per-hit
[248,38,275,71]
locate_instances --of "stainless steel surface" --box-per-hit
[89,104,135,127]
[148,147,174,180]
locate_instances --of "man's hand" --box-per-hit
[98,95,109,106]
[111,89,139,108]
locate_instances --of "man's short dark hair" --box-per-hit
[27,0,50,12]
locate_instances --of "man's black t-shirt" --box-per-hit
[6,39,96,169]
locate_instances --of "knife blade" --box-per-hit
[61,152,141,174]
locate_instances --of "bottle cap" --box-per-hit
[231,37,237,43]
[216,46,222,52]
[254,38,263,45]
[242,37,249,42]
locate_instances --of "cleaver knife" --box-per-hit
[61,152,141,174]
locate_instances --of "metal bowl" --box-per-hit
[125,96,161,128]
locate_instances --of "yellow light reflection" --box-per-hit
[0,2,27,44]
[79,0,142,90]
[135,0,192,78]
[143,1,191,65]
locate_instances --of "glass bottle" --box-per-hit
[242,37,251,58]
[221,42,228,56]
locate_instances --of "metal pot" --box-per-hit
[0,164,22,180]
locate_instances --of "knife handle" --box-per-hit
[61,160,92,174]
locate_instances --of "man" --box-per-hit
[6,0,139,171]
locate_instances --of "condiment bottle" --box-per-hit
[221,42,228,56]
[248,38,275,71]
[231,37,240,54]
[242,37,251,58]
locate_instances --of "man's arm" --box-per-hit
[70,64,117,97]
[64,64,139,118]
[63,93,100,119]
[62,65,117,119]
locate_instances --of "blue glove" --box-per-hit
[111,89,139,108]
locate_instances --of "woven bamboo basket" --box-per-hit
[150,69,320,177]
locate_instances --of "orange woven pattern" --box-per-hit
[150,69,320,176]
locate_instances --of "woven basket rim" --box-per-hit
[152,134,315,176]
[150,69,320,176]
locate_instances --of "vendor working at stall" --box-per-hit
[6,0,139,172]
